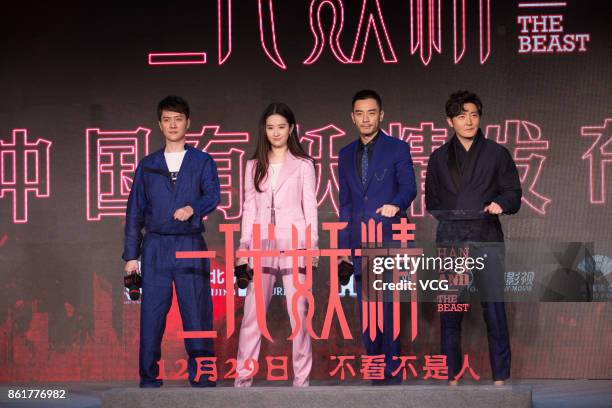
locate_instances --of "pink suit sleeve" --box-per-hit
[239,160,257,250]
[302,160,319,249]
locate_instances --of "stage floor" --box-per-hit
[0,380,610,408]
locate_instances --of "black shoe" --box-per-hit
[190,379,217,388]
[139,380,163,388]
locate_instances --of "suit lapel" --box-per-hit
[447,137,462,193]
[446,131,485,193]
[274,152,299,191]
[460,131,485,187]
[350,142,364,194]
[363,132,386,192]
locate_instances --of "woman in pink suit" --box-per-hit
[234,103,318,387]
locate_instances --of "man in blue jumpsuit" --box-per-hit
[123,96,221,388]
[338,90,417,384]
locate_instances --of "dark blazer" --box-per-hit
[338,131,417,252]
[425,132,522,243]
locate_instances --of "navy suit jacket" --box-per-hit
[338,131,417,252]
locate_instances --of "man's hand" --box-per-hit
[484,202,503,215]
[376,204,400,218]
[312,256,319,269]
[174,205,194,221]
[125,260,140,274]
[338,255,353,265]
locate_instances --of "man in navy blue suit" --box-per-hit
[338,89,417,384]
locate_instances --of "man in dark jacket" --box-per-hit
[123,96,220,388]
[425,91,522,386]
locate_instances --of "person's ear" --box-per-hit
[446,117,453,128]
[379,110,384,123]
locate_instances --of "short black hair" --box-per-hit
[352,89,382,110]
[445,91,483,118]
[157,96,190,120]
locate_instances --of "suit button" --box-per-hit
[365,196,368,200]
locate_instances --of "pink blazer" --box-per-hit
[239,152,318,269]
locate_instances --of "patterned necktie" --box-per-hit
[361,143,369,186]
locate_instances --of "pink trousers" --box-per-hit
[234,272,312,387]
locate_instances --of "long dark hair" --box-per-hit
[252,102,314,192]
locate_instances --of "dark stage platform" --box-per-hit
[102,384,531,408]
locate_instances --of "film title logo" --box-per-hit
[517,2,590,54]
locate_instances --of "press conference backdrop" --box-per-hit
[0,1,610,381]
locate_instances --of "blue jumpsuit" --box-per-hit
[123,145,220,387]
